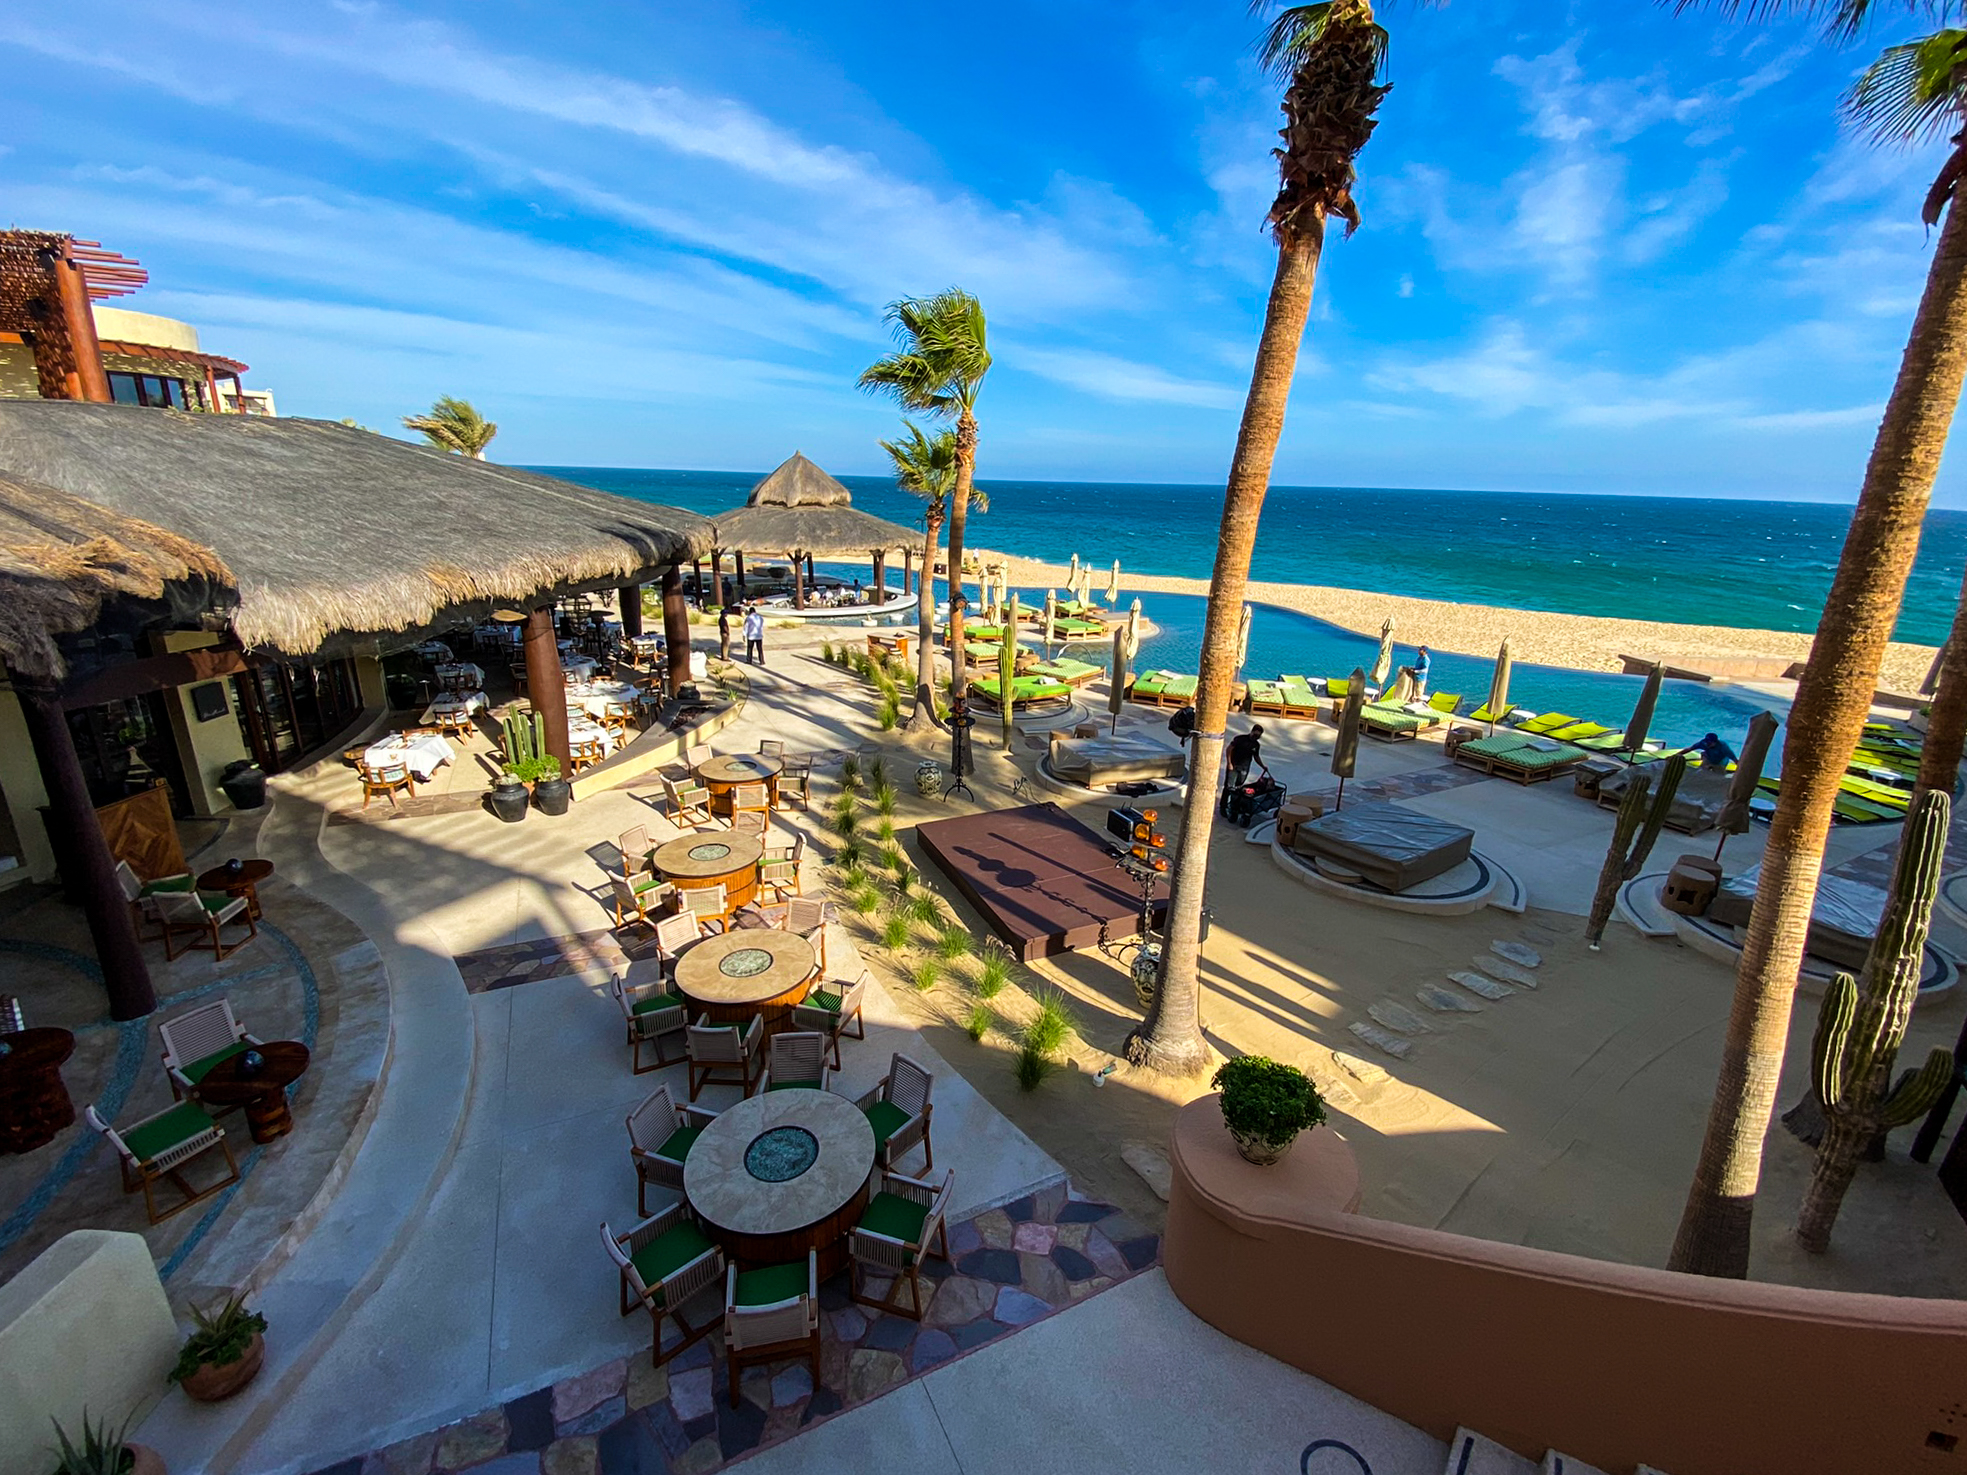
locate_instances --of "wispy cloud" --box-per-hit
[1016,348,1243,410]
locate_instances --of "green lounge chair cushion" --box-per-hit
[1456,736,1579,771]
[123,1101,218,1162]
[630,1220,716,1296]
[733,1259,808,1307]
[1164,675,1198,700]
[1130,671,1173,697]
[1362,705,1427,732]
[864,1099,913,1149]
[1517,712,1578,735]
[1032,658,1101,683]
[181,1041,250,1085]
[655,1124,702,1162]
[140,874,195,896]
[1427,692,1461,713]
[1568,731,1629,752]
[1325,678,1350,697]
[858,1190,931,1261]
[1278,678,1318,706]
[1247,680,1283,705]
[1546,721,1614,742]
[631,992,684,1017]
[1470,703,1513,724]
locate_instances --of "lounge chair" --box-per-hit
[1127,670,1177,706]
[1245,679,1286,716]
[1426,692,1462,716]
[1451,733,1586,785]
[1324,677,1351,698]
[1469,701,1515,725]
[1028,657,1103,687]
[972,674,1071,708]
[1360,703,1441,742]
[1277,677,1319,719]
[1515,712,1580,736]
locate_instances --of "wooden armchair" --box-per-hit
[612,873,673,934]
[723,1251,819,1408]
[114,859,194,942]
[359,762,415,809]
[728,782,771,837]
[685,743,713,769]
[791,972,867,1069]
[782,896,829,972]
[663,775,710,826]
[87,1101,239,1225]
[602,1203,725,1368]
[159,999,259,1104]
[757,739,785,759]
[676,883,728,935]
[611,962,687,1073]
[779,754,813,808]
[855,1052,934,1171]
[152,889,257,962]
[763,1030,832,1093]
[625,1083,718,1213]
[686,1012,764,1100]
[847,1168,954,1319]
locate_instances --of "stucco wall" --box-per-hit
[0,689,55,880]
[0,342,41,399]
[92,305,201,354]
[1163,1094,1967,1475]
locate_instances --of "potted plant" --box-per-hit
[48,1411,165,1475]
[1213,1055,1326,1166]
[524,755,571,816]
[487,768,530,823]
[169,1293,267,1402]
[217,759,267,811]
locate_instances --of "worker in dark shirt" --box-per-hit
[1693,731,1737,772]
[1226,725,1268,790]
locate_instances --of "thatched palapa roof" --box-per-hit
[713,452,917,558]
[0,401,714,674]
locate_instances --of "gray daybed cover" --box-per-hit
[1293,800,1474,892]
[1050,736,1187,786]
[1707,866,1886,970]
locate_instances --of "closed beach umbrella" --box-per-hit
[1332,666,1366,806]
[1715,709,1780,860]
[1624,662,1664,756]
[1108,559,1121,605]
[1127,597,1142,654]
[1109,626,1131,733]
[1044,589,1058,649]
[1075,563,1092,609]
[1369,618,1395,694]
[999,621,1017,748]
[1069,553,1080,592]
[1235,603,1254,676]
[1486,639,1513,736]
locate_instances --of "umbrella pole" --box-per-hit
[1336,776,1345,811]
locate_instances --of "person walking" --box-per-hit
[717,603,733,663]
[1221,724,1268,816]
[742,604,766,665]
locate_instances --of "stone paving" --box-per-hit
[300,1182,1158,1475]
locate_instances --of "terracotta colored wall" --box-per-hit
[1164,1097,1967,1475]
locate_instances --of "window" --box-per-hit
[108,372,193,409]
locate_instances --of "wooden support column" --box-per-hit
[734,552,746,599]
[204,366,222,412]
[793,553,806,610]
[709,550,723,606]
[692,560,703,603]
[618,584,643,640]
[904,547,913,595]
[523,607,572,772]
[872,551,885,600]
[662,565,693,696]
[49,250,112,403]
[17,684,154,1019]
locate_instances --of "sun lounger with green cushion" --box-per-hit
[1246,679,1286,715]
[1427,692,1462,715]
[1325,677,1351,698]
[1029,657,1102,687]
[1128,670,1181,705]
[972,674,1070,707]
[1452,733,1586,784]
[1278,677,1319,717]
[1470,702,1515,724]
[1050,617,1105,638]
[1516,712,1579,736]
[1360,703,1437,741]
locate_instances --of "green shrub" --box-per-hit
[821,640,836,663]
[911,958,942,992]
[870,756,890,789]
[892,866,914,896]
[848,884,881,916]
[936,924,973,961]
[1025,987,1077,1057]
[975,946,1012,998]
[905,893,940,925]
[1014,1039,1053,1091]
[884,844,908,875]
[874,783,899,815]
[832,835,865,869]
[877,697,899,732]
[1212,1056,1327,1144]
[880,915,911,951]
[831,806,858,838]
[965,1002,993,1042]
[841,755,862,789]
[875,816,898,844]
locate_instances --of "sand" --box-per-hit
[970,546,1941,698]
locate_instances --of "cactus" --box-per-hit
[1584,754,1686,948]
[500,707,544,770]
[1794,788,1955,1253]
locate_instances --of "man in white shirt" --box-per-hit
[743,605,766,664]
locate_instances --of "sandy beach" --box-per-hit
[973,545,1941,698]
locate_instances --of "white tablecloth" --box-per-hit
[566,681,641,720]
[563,655,598,682]
[569,719,617,757]
[364,732,453,781]
[416,640,453,663]
[476,623,521,648]
[435,662,484,688]
[419,691,489,724]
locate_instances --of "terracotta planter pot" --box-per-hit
[177,1332,265,1402]
[1230,1127,1298,1167]
[125,1444,168,1475]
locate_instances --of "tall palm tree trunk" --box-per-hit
[1913,566,1967,811]
[946,413,978,700]
[908,507,946,730]
[1125,228,1325,1076]
[1668,169,1967,1278]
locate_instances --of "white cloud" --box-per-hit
[1016,348,1243,410]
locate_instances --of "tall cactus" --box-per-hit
[501,707,544,769]
[1795,788,1955,1253]
[1584,753,1686,948]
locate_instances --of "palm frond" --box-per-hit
[858,290,991,419]
[402,395,498,457]
[1254,2,1389,81]
[878,420,959,507]
[1669,1,1964,42]
[1843,28,1967,144]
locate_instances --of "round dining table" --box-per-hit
[694,753,783,817]
[684,1087,875,1277]
[652,832,763,914]
[0,1027,76,1154]
[673,928,816,1032]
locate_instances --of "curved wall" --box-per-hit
[1165,1096,1967,1475]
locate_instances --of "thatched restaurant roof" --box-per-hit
[0,401,714,674]
[712,452,918,558]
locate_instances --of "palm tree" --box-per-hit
[880,422,959,728]
[859,291,992,700]
[1667,16,1967,1277]
[1125,0,1392,1076]
[402,396,498,459]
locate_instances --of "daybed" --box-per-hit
[1451,733,1586,785]
[1047,736,1188,788]
[1291,800,1474,892]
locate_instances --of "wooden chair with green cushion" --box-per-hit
[855,1052,934,1172]
[114,859,194,942]
[686,1013,764,1100]
[602,1203,725,1368]
[1469,701,1515,725]
[87,1101,239,1225]
[791,972,867,1069]
[1426,691,1462,715]
[612,873,673,934]
[625,1083,718,1214]
[158,999,260,1105]
[848,1168,954,1319]
[663,774,711,825]
[611,961,687,1075]
[153,888,257,962]
[764,1030,832,1093]
[723,1251,820,1408]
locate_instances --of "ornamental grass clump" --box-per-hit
[841,755,863,790]
[1014,1039,1053,1091]
[936,924,973,962]
[905,893,941,925]
[965,1002,994,1042]
[875,817,899,844]
[870,756,890,789]
[1212,1055,1326,1166]
[874,783,899,816]
[880,915,912,951]
[911,958,942,992]
[832,836,865,870]
[848,884,881,916]
[884,844,909,876]
[877,696,900,731]
[831,806,858,838]
[1025,988,1078,1058]
[974,947,1011,1000]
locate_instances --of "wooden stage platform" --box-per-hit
[914,802,1168,962]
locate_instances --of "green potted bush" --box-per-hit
[1213,1055,1326,1166]
[48,1411,165,1475]
[170,1293,267,1402]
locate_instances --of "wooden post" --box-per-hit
[204,366,222,412]
[618,583,643,640]
[691,560,703,603]
[50,250,111,403]
[793,552,806,610]
[17,684,154,1019]
[872,550,884,602]
[904,547,913,595]
[735,551,746,599]
[709,550,723,607]
[662,565,692,696]
[523,607,572,772]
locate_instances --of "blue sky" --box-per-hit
[3,1,1960,502]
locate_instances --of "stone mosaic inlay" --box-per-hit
[718,947,774,979]
[687,842,734,862]
[744,1125,819,1183]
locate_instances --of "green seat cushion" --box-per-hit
[804,990,843,1015]
[1362,705,1426,732]
[1517,712,1577,735]
[140,874,195,896]
[1325,678,1350,697]
[631,992,684,1017]
[733,1259,808,1307]
[122,1101,218,1161]
[181,1041,250,1085]
[630,872,664,894]
[859,1189,931,1251]
[629,1220,716,1296]
[200,893,239,914]
[864,1099,913,1149]
[655,1124,702,1162]
[766,1076,821,1091]
[1427,692,1461,713]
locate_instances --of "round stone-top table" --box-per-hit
[686,1087,875,1275]
[0,1027,77,1154]
[196,1040,311,1144]
[695,753,783,816]
[674,929,816,1032]
[198,858,276,920]
[652,832,763,914]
